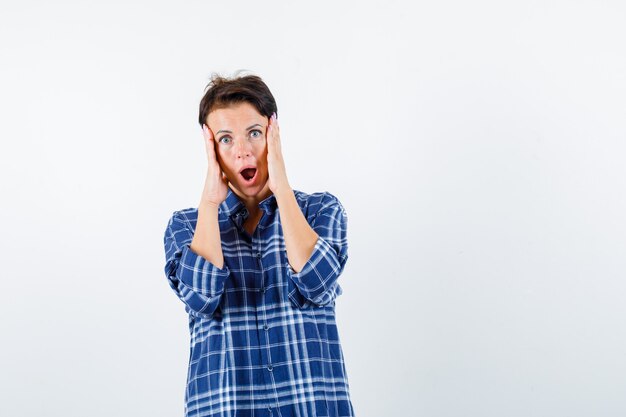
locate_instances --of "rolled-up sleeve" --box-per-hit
[287,194,349,308]
[163,211,230,318]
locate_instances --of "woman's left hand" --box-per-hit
[266,112,291,195]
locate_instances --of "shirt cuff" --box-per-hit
[177,243,230,297]
[287,236,346,305]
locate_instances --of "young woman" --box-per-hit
[163,74,355,417]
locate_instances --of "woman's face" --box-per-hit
[207,102,269,198]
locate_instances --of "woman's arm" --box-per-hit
[282,192,349,308]
[190,123,230,269]
[265,113,348,307]
[161,125,230,319]
[191,201,225,269]
[266,113,318,272]
[275,187,319,273]
[163,210,230,319]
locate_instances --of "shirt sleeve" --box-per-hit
[287,193,349,309]
[163,211,230,319]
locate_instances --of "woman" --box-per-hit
[163,73,355,417]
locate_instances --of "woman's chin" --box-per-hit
[231,175,270,198]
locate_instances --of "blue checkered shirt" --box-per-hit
[163,187,355,417]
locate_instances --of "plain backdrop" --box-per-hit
[1,1,625,416]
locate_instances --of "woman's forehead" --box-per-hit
[208,102,265,128]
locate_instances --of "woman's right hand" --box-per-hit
[200,124,229,207]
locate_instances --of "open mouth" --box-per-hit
[240,167,257,183]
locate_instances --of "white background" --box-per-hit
[1,1,625,416]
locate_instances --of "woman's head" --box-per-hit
[199,73,277,200]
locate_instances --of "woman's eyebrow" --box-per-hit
[216,124,263,135]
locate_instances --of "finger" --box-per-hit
[269,116,280,151]
[203,124,218,160]
[266,119,272,143]
[271,113,280,145]
[267,120,276,153]
[202,123,213,142]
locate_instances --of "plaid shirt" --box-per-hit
[163,187,355,417]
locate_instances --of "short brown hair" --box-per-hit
[198,72,278,127]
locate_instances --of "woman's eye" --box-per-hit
[219,136,232,144]
[250,130,263,139]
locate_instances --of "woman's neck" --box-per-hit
[230,181,273,217]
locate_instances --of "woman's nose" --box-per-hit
[235,138,252,158]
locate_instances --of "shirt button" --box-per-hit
[256,252,262,258]
[263,324,269,331]
[267,364,273,371]
[261,287,266,293]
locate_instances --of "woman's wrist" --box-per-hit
[273,184,293,201]
[198,199,221,211]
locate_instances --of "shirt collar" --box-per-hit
[220,187,278,217]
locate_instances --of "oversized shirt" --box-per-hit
[163,187,355,417]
